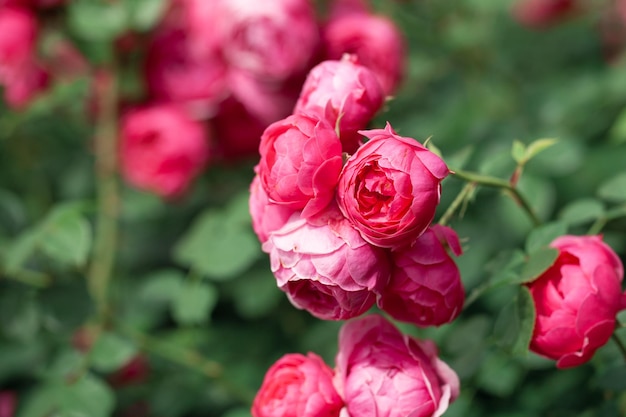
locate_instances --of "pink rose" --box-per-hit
[0,6,37,80]
[263,209,390,320]
[119,105,210,199]
[3,59,48,109]
[216,0,320,81]
[249,172,298,243]
[336,123,449,249]
[527,235,626,368]
[0,391,15,417]
[294,55,384,153]
[511,0,577,28]
[145,8,228,118]
[323,12,405,96]
[213,97,268,160]
[335,315,460,417]
[252,353,343,417]
[378,225,465,327]
[258,113,343,219]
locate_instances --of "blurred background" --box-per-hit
[1,0,626,416]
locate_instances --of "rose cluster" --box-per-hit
[117,0,406,199]
[252,315,460,417]
[250,52,465,326]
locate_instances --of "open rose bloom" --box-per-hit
[335,315,460,417]
[527,235,626,368]
[337,123,449,249]
[252,353,343,417]
[263,209,390,320]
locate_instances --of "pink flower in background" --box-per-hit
[145,7,228,118]
[213,97,269,160]
[323,12,405,96]
[119,105,210,199]
[0,5,37,79]
[294,54,384,153]
[249,173,298,243]
[0,392,15,417]
[527,235,626,368]
[335,315,460,417]
[3,60,49,109]
[511,0,577,28]
[216,0,320,81]
[252,353,343,417]
[336,123,449,249]
[258,113,343,218]
[327,0,369,19]
[263,209,390,320]
[378,225,465,327]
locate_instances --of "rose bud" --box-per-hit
[249,171,298,243]
[527,235,626,368]
[378,225,465,327]
[252,353,343,417]
[511,0,576,29]
[294,55,384,153]
[335,315,460,417]
[119,105,210,199]
[108,355,150,388]
[323,12,405,96]
[336,123,449,249]
[263,209,390,320]
[257,113,343,219]
[216,0,320,82]
[0,391,16,417]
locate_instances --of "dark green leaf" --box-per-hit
[39,205,91,267]
[597,172,626,203]
[89,332,137,373]
[68,0,129,41]
[525,221,567,253]
[558,198,605,226]
[172,280,218,326]
[125,0,168,31]
[493,286,537,356]
[518,247,559,284]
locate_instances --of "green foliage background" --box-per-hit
[1,0,626,416]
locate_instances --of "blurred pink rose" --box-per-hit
[323,12,405,96]
[511,0,576,28]
[252,353,343,417]
[145,22,229,118]
[327,0,369,19]
[258,113,343,219]
[249,172,298,243]
[335,315,460,417]
[336,123,449,249]
[527,235,626,368]
[263,209,390,320]
[0,5,37,79]
[119,105,210,199]
[213,97,268,160]
[378,225,465,327]
[3,60,48,109]
[294,54,384,153]
[216,0,320,81]
[0,392,15,417]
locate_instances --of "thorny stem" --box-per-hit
[87,65,120,324]
[439,182,475,226]
[451,169,542,227]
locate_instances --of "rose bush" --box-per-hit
[336,123,449,249]
[335,314,460,417]
[377,225,465,327]
[527,235,626,368]
[251,353,343,417]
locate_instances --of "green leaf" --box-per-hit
[125,0,168,31]
[231,269,282,319]
[68,0,129,41]
[598,172,626,203]
[173,209,261,280]
[558,198,605,226]
[493,286,536,356]
[517,247,559,284]
[525,221,567,253]
[18,374,115,417]
[38,205,92,268]
[609,107,626,144]
[89,332,137,373]
[139,270,185,304]
[172,281,218,326]
[595,364,626,391]
[523,138,558,164]
[511,140,526,164]
[2,229,40,273]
